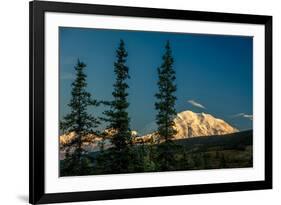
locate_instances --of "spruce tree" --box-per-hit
[60,59,100,176]
[155,41,177,141]
[155,41,178,171]
[102,39,132,172]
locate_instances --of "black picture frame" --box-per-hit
[29,1,272,204]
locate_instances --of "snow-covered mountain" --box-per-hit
[60,110,238,155]
[173,110,238,139]
[59,129,137,157]
[138,110,238,141]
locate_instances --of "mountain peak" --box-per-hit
[173,110,238,139]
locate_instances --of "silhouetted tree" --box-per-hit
[60,59,100,176]
[155,41,178,170]
[102,40,132,173]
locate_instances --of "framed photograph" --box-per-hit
[29,0,272,204]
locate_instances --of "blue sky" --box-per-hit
[59,27,253,134]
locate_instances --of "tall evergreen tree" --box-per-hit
[102,39,132,172]
[155,41,178,170]
[60,59,100,176]
[155,41,177,141]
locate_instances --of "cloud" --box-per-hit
[187,100,206,109]
[232,113,253,120]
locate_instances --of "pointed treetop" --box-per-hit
[165,40,170,49]
[120,39,124,46]
[76,58,86,68]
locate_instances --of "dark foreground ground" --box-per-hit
[171,130,253,170]
[60,130,253,176]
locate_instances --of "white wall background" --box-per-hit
[0,0,279,204]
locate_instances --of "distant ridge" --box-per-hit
[60,110,239,154]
